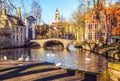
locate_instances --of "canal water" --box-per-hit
[0,47,107,74]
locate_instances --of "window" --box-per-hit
[21,27,23,33]
[88,32,92,40]
[16,35,18,43]
[13,30,15,33]
[13,35,15,42]
[102,32,105,36]
[100,15,104,19]
[88,24,92,29]
[95,32,99,40]
[13,35,15,40]
[95,24,98,29]
[16,27,19,33]
[93,15,96,20]
[21,35,23,43]
[102,24,105,29]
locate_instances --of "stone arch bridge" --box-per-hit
[30,38,74,48]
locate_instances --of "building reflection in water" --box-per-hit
[0,48,31,61]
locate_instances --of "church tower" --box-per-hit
[54,8,60,22]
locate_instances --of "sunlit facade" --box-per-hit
[0,8,25,48]
[85,9,109,43]
[111,2,120,42]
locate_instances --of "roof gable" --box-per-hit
[26,16,36,21]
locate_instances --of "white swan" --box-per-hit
[3,56,7,60]
[47,53,50,56]
[18,55,24,61]
[55,63,62,67]
[25,56,30,61]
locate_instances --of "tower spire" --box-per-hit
[54,8,60,22]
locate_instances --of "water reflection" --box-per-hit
[0,48,31,61]
[0,48,107,73]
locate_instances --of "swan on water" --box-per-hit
[3,56,7,60]
[47,54,50,56]
[18,54,24,61]
[47,53,55,57]
[55,63,62,67]
[25,56,30,61]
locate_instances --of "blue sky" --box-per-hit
[15,0,78,24]
[39,0,78,24]
[15,0,117,24]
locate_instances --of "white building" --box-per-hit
[25,16,36,40]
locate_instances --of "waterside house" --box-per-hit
[0,8,25,49]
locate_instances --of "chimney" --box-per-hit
[17,7,21,18]
[2,8,6,15]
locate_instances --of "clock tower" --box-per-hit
[54,8,60,22]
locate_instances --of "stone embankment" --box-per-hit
[82,43,120,60]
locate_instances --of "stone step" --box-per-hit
[3,69,67,81]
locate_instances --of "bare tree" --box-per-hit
[0,0,17,15]
[30,0,42,25]
[71,8,85,41]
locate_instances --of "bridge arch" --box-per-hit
[43,40,64,48]
[30,38,73,49]
[29,42,41,47]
